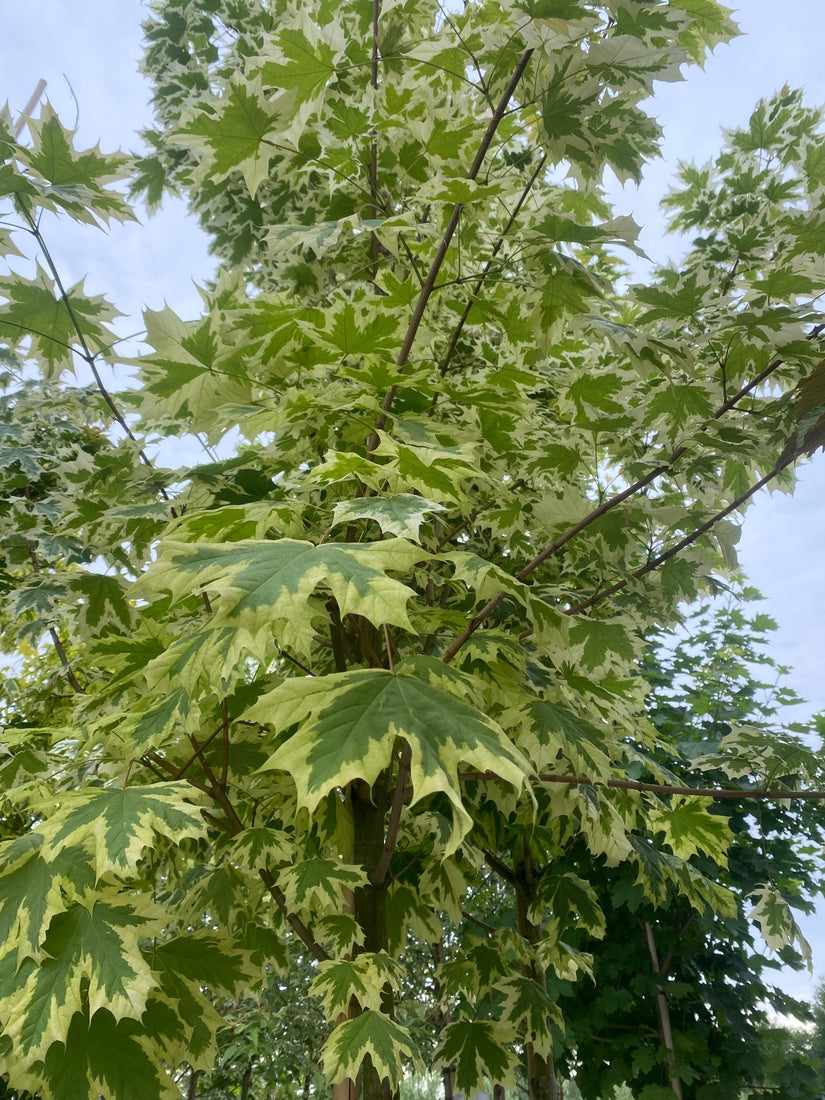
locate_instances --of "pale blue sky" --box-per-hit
[2,1,824,1000]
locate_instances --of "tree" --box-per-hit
[552,593,825,1099]
[1,2,825,1098]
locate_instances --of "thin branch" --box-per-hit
[433,152,547,390]
[371,742,412,886]
[259,869,330,961]
[277,645,315,677]
[461,770,825,801]
[460,907,499,936]
[13,79,47,139]
[25,540,84,693]
[567,460,785,615]
[14,200,179,514]
[383,623,395,673]
[483,848,517,884]
[368,48,534,446]
[368,0,381,282]
[442,325,825,661]
[146,751,213,795]
[220,697,230,790]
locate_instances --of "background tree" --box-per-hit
[1,2,825,1099]
[553,592,825,1100]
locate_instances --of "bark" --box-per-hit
[351,779,395,1100]
[239,1062,253,1100]
[187,1068,201,1100]
[514,854,559,1100]
[643,921,683,1100]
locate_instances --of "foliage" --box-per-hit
[553,593,825,1099]
[1,1,825,1098]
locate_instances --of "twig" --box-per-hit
[259,869,330,961]
[13,80,47,139]
[567,461,785,615]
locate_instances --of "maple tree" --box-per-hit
[2,0,825,1098]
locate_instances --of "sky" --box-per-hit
[1,1,824,1001]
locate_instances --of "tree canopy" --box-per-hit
[1,1,825,1098]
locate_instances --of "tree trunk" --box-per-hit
[514,855,559,1100]
[239,1062,253,1100]
[442,1063,457,1100]
[351,779,395,1100]
[187,1067,201,1100]
[643,921,683,1100]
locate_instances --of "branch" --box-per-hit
[430,153,547,412]
[368,48,534,446]
[442,325,825,661]
[567,460,786,615]
[259,869,330,962]
[15,200,178,515]
[220,697,230,790]
[26,540,84,694]
[483,848,517,884]
[461,770,825,801]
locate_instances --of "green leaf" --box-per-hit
[0,897,159,1059]
[649,796,732,863]
[142,538,426,648]
[331,494,446,540]
[278,855,368,915]
[0,266,119,377]
[250,659,529,854]
[260,26,338,104]
[437,1019,516,1093]
[0,836,94,960]
[39,784,207,877]
[181,78,294,196]
[36,1007,178,1100]
[310,953,404,1016]
[322,1010,422,1089]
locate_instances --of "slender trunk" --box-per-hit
[493,1085,506,1100]
[187,1067,201,1100]
[352,779,394,1100]
[239,1061,253,1100]
[643,921,683,1100]
[514,857,558,1100]
[442,1062,456,1100]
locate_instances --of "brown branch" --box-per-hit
[146,751,213,795]
[368,48,534,446]
[25,540,85,693]
[432,152,547,401]
[483,848,517,884]
[460,907,500,936]
[461,769,825,801]
[259,869,330,961]
[368,0,381,282]
[644,920,683,1099]
[442,324,825,662]
[567,460,785,615]
[277,645,315,677]
[371,742,412,886]
[220,697,230,790]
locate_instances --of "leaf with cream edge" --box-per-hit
[139,538,426,649]
[2,2,825,1098]
[37,784,208,878]
[247,659,530,855]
